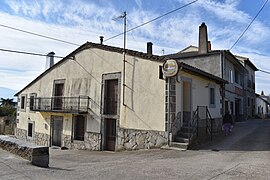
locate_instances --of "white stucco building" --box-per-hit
[15,41,226,151]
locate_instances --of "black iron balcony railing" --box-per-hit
[31,96,90,113]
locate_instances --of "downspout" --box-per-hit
[221,51,225,115]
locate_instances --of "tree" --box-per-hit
[0,98,16,117]
[0,98,16,107]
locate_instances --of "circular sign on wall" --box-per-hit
[162,60,179,77]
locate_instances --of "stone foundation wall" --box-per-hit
[34,132,50,147]
[16,128,50,147]
[63,132,101,151]
[15,128,27,140]
[117,128,168,151]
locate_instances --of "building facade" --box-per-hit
[164,23,248,122]
[15,41,226,151]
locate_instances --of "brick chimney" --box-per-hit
[147,42,153,55]
[198,22,208,54]
[100,36,104,44]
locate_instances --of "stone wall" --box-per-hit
[15,128,50,147]
[34,132,50,147]
[117,128,168,151]
[0,135,49,168]
[63,132,101,150]
[15,128,27,140]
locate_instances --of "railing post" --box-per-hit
[78,96,80,112]
[197,106,199,138]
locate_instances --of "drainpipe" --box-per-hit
[167,78,171,146]
[221,51,225,115]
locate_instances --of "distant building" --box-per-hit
[255,93,270,119]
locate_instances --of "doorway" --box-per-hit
[182,80,192,126]
[51,116,63,147]
[104,119,116,151]
[53,82,64,110]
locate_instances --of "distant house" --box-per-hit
[255,92,270,119]
[15,40,226,151]
[236,55,258,118]
[164,23,249,122]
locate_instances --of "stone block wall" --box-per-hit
[117,128,168,151]
[15,128,27,140]
[0,135,49,168]
[34,132,50,147]
[63,132,101,150]
[16,128,50,147]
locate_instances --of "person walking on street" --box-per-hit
[222,111,233,136]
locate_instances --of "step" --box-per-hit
[170,142,189,150]
[180,126,192,133]
[161,145,186,151]
[177,132,192,138]
[174,136,190,143]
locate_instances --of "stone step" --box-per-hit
[161,145,186,151]
[180,126,192,133]
[174,136,189,143]
[177,131,192,138]
[170,142,189,150]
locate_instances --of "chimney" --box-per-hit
[208,41,211,51]
[45,52,55,70]
[147,42,153,55]
[198,22,208,54]
[100,36,104,44]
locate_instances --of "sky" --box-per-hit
[0,0,269,99]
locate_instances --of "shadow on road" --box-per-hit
[193,119,270,152]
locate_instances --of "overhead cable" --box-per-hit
[104,0,199,42]
[0,48,64,58]
[0,24,80,46]
[230,0,268,50]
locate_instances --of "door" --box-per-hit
[53,83,64,110]
[182,80,192,126]
[104,119,116,151]
[51,116,63,147]
[235,99,240,121]
[104,79,118,115]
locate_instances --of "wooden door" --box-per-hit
[104,119,116,151]
[51,116,63,147]
[53,83,64,110]
[104,80,118,115]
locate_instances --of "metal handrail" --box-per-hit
[206,107,213,141]
[31,96,91,113]
[189,107,199,145]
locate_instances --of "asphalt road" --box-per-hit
[0,119,270,180]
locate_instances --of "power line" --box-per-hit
[104,0,199,42]
[259,69,270,74]
[0,24,80,46]
[0,48,64,58]
[230,0,268,50]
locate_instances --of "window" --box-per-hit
[209,87,215,108]
[28,122,34,137]
[30,93,37,111]
[229,70,233,83]
[74,115,85,141]
[247,97,250,107]
[20,95,26,110]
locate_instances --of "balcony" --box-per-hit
[30,96,91,114]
